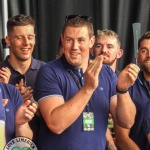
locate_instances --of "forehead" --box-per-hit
[10,25,34,35]
[96,35,118,44]
[140,39,150,47]
[64,26,89,38]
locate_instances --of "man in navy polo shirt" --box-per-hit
[0,82,37,145]
[0,14,45,144]
[115,31,150,150]
[34,15,140,150]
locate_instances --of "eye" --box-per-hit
[78,38,85,43]
[95,44,102,49]
[140,48,147,53]
[66,38,73,43]
[107,45,114,49]
[28,35,34,40]
[16,36,23,39]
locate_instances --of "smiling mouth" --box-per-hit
[70,52,80,56]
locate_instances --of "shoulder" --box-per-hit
[31,58,46,68]
[101,64,116,77]
[41,59,64,71]
[0,82,19,94]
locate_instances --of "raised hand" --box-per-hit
[15,100,38,126]
[117,64,140,90]
[16,79,33,102]
[84,55,103,91]
[0,67,11,83]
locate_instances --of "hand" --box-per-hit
[84,55,103,91]
[2,99,8,107]
[117,63,140,90]
[16,79,33,102]
[0,67,11,83]
[15,100,38,126]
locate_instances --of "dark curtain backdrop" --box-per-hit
[0,0,150,70]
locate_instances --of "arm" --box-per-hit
[39,55,104,134]
[106,128,117,150]
[147,134,150,144]
[111,64,139,128]
[15,100,37,139]
[115,123,140,150]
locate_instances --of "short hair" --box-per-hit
[62,15,94,38]
[7,14,35,33]
[96,29,121,47]
[138,31,150,48]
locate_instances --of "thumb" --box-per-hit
[23,100,31,107]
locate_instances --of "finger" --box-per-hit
[18,79,25,87]
[128,64,140,73]
[89,55,103,75]
[1,67,11,75]
[23,100,31,106]
[22,93,33,101]
[2,99,8,106]
[20,86,32,94]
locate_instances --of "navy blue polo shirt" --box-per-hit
[34,55,117,150]
[0,82,23,142]
[129,71,149,150]
[0,88,5,121]
[0,55,45,88]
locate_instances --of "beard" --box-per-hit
[140,64,150,75]
[140,63,150,75]
[103,58,116,66]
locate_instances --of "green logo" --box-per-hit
[12,147,31,150]
[4,137,37,150]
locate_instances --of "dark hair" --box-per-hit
[7,14,35,33]
[62,15,94,38]
[138,31,150,48]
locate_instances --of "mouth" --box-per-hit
[103,55,109,59]
[70,52,80,57]
[20,48,31,54]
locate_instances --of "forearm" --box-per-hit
[106,128,117,150]
[42,86,95,134]
[116,138,140,150]
[147,134,150,144]
[15,123,33,139]
[116,92,136,128]
[115,124,140,150]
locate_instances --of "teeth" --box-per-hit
[21,48,29,51]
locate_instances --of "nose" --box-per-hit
[101,45,107,54]
[23,37,29,45]
[147,49,150,57]
[72,40,78,49]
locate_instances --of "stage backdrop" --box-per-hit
[0,0,150,70]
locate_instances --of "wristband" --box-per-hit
[116,86,128,94]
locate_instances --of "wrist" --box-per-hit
[116,85,128,94]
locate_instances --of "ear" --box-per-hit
[5,36,10,47]
[89,36,95,49]
[117,49,124,59]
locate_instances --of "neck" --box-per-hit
[8,56,31,74]
[110,63,116,72]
